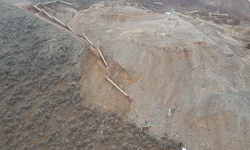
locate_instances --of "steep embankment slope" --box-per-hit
[45,2,250,149]
[0,0,179,149]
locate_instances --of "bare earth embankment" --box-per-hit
[1,0,250,150]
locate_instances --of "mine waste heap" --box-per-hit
[1,0,250,149]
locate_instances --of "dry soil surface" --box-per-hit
[0,0,179,149]
[1,0,250,150]
[36,1,250,150]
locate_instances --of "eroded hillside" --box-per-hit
[0,0,179,149]
[1,0,250,150]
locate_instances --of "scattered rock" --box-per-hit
[24,122,33,130]
[39,100,49,107]
[4,126,12,132]
[91,123,98,133]
[6,111,12,117]
[65,139,70,144]
[122,142,128,149]
[5,134,14,145]
[22,103,32,110]
[12,85,30,96]
[45,112,51,118]
[111,145,117,150]
[57,117,66,123]
[69,117,75,123]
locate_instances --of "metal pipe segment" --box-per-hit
[82,33,93,45]
[66,24,76,34]
[42,1,58,5]
[91,1,106,7]
[97,47,109,70]
[60,1,72,6]
[35,2,41,6]
[154,2,163,5]
[106,76,129,97]
[170,9,190,19]
[195,17,226,31]
[138,4,149,11]
[33,5,42,12]
[42,9,53,20]
[109,0,125,4]
[53,17,67,27]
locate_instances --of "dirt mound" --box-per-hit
[0,1,179,150]
[39,2,250,150]
[2,0,250,150]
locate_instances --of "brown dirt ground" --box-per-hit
[3,0,250,150]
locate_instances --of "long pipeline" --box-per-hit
[32,1,133,102]
[194,17,226,31]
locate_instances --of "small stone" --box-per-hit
[6,111,12,117]
[111,146,117,150]
[69,117,75,123]
[122,142,128,148]
[38,132,43,137]
[65,139,70,144]
[4,126,12,132]
[45,112,50,118]
[16,115,20,120]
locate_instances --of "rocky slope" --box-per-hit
[41,1,250,150]
[0,0,179,149]
[1,0,250,150]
